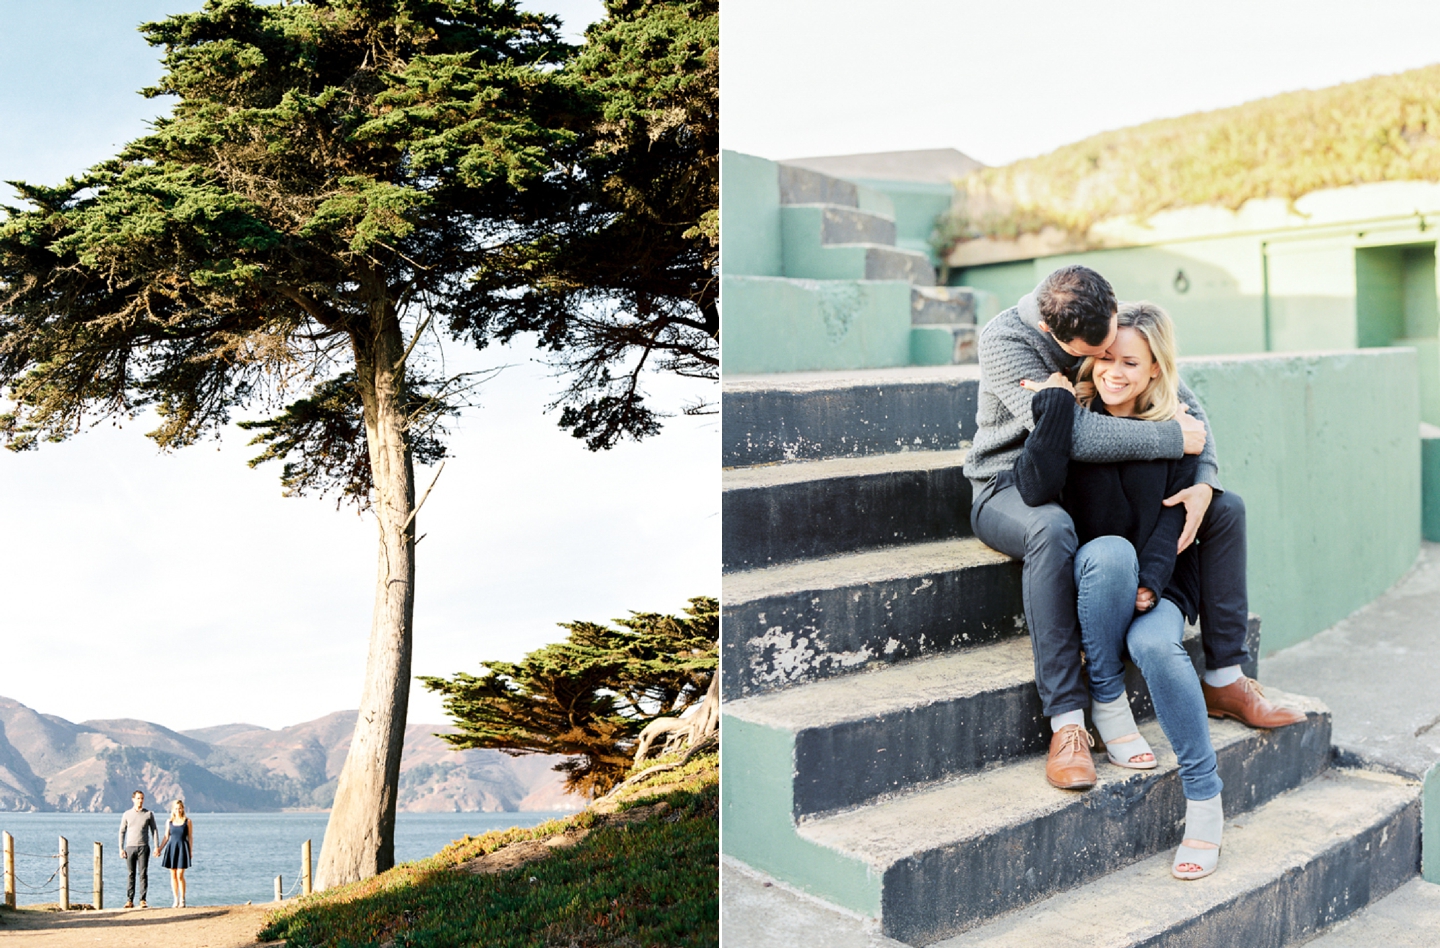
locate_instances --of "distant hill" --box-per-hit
[942,62,1440,251]
[0,696,582,814]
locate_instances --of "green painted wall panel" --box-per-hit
[722,151,783,277]
[720,716,881,915]
[954,261,1037,323]
[721,276,912,374]
[1180,349,1421,654]
[1423,435,1440,542]
[853,178,953,260]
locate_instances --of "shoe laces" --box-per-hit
[1057,725,1094,752]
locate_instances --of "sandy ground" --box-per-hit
[0,904,280,947]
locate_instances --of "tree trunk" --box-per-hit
[316,301,416,889]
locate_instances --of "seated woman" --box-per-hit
[1014,301,1223,881]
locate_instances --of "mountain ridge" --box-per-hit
[0,696,580,814]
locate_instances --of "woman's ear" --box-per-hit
[1149,360,1160,379]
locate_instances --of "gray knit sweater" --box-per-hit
[963,292,1222,491]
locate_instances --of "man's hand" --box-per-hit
[1019,372,1075,396]
[1136,588,1156,612]
[1176,403,1206,455]
[1164,482,1214,552]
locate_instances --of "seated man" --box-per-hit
[964,264,1301,791]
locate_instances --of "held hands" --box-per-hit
[1176,403,1206,455]
[1136,588,1156,612]
[1163,483,1214,553]
[1019,372,1075,396]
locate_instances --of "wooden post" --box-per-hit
[302,839,312,896]
[93,842,103,910]
[3,831,15,909]
[274,874,283,902]
[58,835,69,911]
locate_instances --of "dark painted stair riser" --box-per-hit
[723,467,973,572]
[880,713,1336,945]
[722,377,978,468]
[721,556,1024,700]
[790,619,1261,818]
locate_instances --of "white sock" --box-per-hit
[1204,665,1244,688]
[1051,709,1085,732]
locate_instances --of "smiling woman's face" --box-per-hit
[1091,327,1159,417]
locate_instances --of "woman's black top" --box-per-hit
[1008,386,1200,620]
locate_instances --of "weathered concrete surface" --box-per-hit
[722,365,979,467]
[721,538,1023,700]
[1264,543,1440,781]
[1302,877,1440,947]
[721,856,904,948]
[799,706,1329,944]
[930,769,1421,948]
[723,450,972,571]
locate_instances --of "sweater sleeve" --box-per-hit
[1176,380,1223,492]
[1138,454,1199,595]
[1070,405,1185,464]
[977,324,1059,432]
[1013,387,1074,505]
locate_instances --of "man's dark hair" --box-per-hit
[1036,265,1117,346]
[132,789,145,798]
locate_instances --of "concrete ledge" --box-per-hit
[721,537,1023,700]
[722,451,972,571]
[722,365,979,467]
[722,276,914,375]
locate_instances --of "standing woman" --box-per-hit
[158,799,194,907]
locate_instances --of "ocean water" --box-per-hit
[0,810,567,907]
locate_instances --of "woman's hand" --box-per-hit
[1136,588,1156,612]
[1019,372,1075,396]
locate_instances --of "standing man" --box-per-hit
[118,789,159,909]
[964,265,1301,792]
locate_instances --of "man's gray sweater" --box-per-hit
[963,293,1223,491]
[119,807,158,854]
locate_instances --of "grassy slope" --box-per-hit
[257,751,717,948]
[942,63,1440,249]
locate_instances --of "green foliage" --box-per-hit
[940,63,1440,254]
[469,0,719,449]
[420,596,717,798]
[259,756,717,948]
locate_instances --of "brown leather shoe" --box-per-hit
[1045,724,1097,790]
[1203,676,1305,729]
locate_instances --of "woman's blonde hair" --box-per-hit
[1076,301,1180,422]
[171,799,186,820]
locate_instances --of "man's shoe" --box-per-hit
[1045,724,1097,790]
[1203,676,1304,729]
[139,900,147,909]
[124,901,133,909]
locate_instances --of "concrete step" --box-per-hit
[778,164,897,220]
[804,701,1333,945]
[722,450,972,572]
[1302,877,1440,948]
[723,626,1227,819]
[723,365,980,468]
[930,767,1419,948]
[721,537,1024,701]
[783,204,897,247]
[910,286,992,326]
[784,240,937,286]
[911,324,977,366]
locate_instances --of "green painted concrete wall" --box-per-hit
[722,276,912,374]
[720,716,881,914]
[1424,434,1440,542]
[1426,763,1440,884]
[954,260,1036,325]
[853,178,953,261]
[1180,349,1421,654]
[722,151,782,277]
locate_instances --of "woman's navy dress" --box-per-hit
[160,819,191,869]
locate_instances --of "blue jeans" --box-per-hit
[1128,599,1223,801]
[1074,537,1223,802]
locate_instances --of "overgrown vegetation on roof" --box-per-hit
[937,63,1440,255]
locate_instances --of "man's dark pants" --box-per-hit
[970,478,1251,717]
[125,845,149,903]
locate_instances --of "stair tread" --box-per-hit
[931,767,1420,948]
[797,698,1322,867]
[784,201,895,222]
[724,363,980,393]
[724,536,1011,604]
[724,448,969,488]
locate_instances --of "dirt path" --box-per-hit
[0,904,279,947]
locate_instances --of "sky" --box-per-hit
[0,0,722,733]
[721,0,1440,166]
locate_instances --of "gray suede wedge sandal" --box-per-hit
[1091,694,1157,770]
[1172,794,1223,880]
